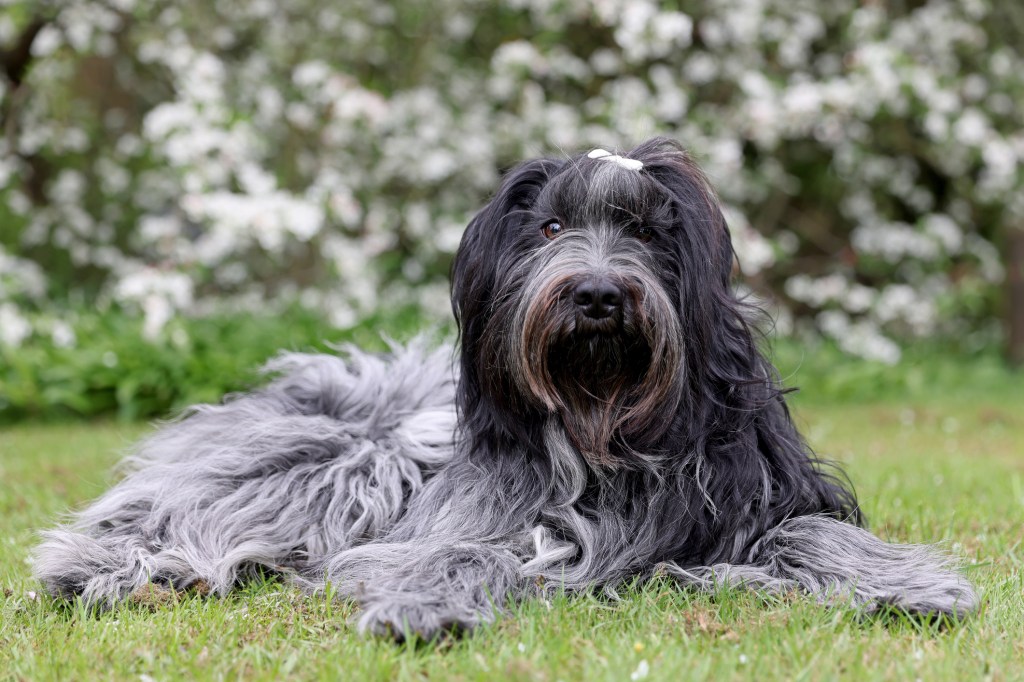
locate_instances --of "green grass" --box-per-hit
[2,397,1023,681]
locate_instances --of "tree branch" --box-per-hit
[0,17,49,87]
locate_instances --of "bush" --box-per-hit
[1,0,1021,363]
[0,305,437,422]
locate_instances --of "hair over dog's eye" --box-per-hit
[542,220,563,240]
[636,226,654,243]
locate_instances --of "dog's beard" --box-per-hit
[510,272,684,467]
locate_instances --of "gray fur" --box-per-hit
[659,516,978,619]
[33,339,456,608]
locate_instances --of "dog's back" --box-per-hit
[33,340,456,606]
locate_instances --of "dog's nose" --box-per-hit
[572,278,622,319]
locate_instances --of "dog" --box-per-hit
[34,138,977,639]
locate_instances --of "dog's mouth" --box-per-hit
[572,312,622,337]
[558,303,644,376]
[518,277,658,401]
[512,271,683,466]
[549,330,651,391]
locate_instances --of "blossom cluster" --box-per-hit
[1,0,1019,361]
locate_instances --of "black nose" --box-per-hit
[572,278,622,319]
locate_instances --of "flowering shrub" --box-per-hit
[1,0,1021,363]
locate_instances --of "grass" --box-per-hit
[1,395,1023,680]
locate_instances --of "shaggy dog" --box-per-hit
[34,138,976,639]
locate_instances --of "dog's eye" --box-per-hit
[542,221,563,240]
[636,226,654,243]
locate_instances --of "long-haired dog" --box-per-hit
[34,138,976,638]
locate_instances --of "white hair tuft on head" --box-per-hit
[587,148,643,171]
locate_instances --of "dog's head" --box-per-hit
[452,138,741,466]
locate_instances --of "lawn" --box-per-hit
[1,394,1022,680]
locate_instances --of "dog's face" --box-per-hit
[452,138,735,465]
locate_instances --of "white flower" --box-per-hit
[293,60,332,89]
[116,268,193,309]
[630,659,650,681]
[51,320,76,348]
[590,48,621,76]
[953,109,989,147]
[922,214,963,253]
[842,285,875,314]
[0,247,47,300]
[50,170,86,204]
[873,284,937,335]
[725,207,774,276]
[30,25,62,56]
[139,297,169,339]
[851,222,940,263]
[0,303,32,347]
[818,310,902,364]
[684,53,717,84]
[143,103,195,140]
[783,82,823,120]
[181,190,325,260]
[492,41,544,75]
[114,267,195,339]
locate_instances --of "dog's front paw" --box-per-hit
[33,529,153,608]
[355,593,489,641]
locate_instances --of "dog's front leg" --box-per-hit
[319,538,527,640]
[661,515,977,618]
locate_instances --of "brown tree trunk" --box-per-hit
[1,16,52,204]
[0,17,47,87]
[1007,226,1024,367]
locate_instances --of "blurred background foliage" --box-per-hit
[0,0,1022,421]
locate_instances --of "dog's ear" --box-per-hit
[450,157,564,330]
[634,139,862,523]
[450,156,565,447]
[631,138,742,369]
[630,137,735,286]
